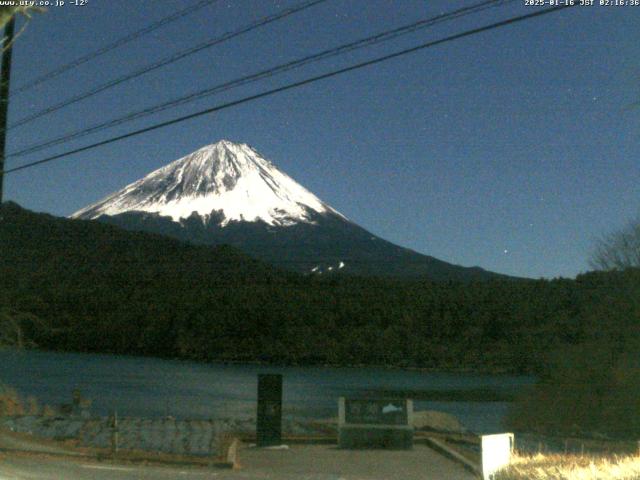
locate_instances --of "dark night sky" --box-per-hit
[3,0,639,278]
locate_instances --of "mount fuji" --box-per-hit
[72,140,501,280]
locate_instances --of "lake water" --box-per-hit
[0,349,533,434]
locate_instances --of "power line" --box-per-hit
[6,0,329,131]
[10,0,219,96]
[2,4,575,176]
[6,0,511,160]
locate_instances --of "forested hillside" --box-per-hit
[1,202,638,377]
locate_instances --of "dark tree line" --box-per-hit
[1,202,637,370]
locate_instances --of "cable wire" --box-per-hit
[6,0,329,131]
[10,0,220,96]
[6,0,511,159]
[2,4,575,176]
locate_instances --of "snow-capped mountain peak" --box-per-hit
[71,140,344,227]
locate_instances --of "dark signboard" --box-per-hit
[256,374,282,447]
[339,397,413,449]
[344,398,408,425]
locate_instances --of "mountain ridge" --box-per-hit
[72,140,508,281]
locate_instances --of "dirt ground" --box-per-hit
[236,443,476,479]
[0,438,476,480]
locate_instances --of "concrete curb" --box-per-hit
[423,437,481,477]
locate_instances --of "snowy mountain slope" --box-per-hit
[72,140,505,281]
[72,140,343,227]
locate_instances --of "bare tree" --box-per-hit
[590,215,640,270]
[0,307,43,349]
[0,6,42,28]
[0,6,44,51]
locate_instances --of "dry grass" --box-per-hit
[494,453,640,480]
[0,385,55,417]
[0,386,24,416]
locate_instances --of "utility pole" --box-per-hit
[0,15,16,203]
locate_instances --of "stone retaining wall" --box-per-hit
[1,416,246,456]
[0,415,334,456]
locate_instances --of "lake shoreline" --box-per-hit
[1,346,529,377]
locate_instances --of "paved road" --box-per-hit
[0,431,77,456]
[0,455,216,480]
[0,444,475,480]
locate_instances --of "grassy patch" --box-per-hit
[494,453,640,480]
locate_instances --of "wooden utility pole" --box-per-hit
[0,15,15,203]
